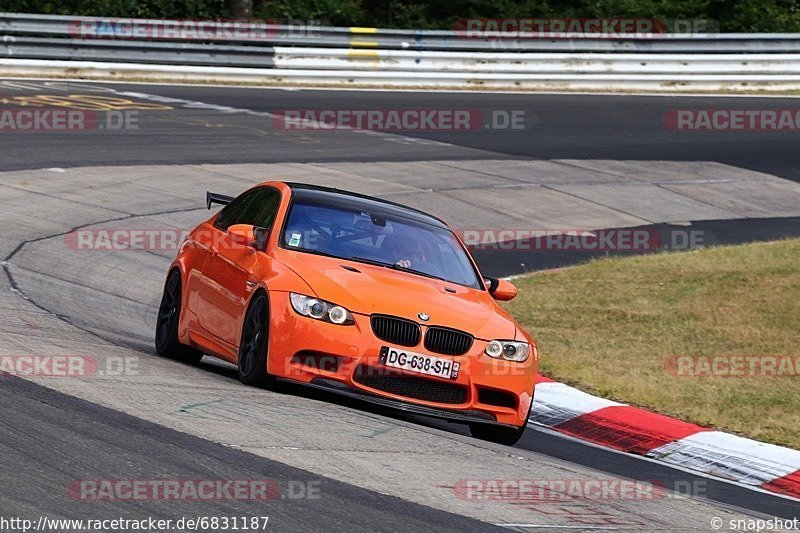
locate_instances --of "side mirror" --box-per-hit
[227,224,270,252]
[485,276,518,301]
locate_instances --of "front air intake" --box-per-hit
[354,365,467,404]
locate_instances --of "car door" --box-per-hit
[193,187,261,343]
[198,187,281,348]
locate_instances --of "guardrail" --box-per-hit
[2,36,275,67]
[2,12,800,90]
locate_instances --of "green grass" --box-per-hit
[504,239,800,448]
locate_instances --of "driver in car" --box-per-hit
[386,236,427,269]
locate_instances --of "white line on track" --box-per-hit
[7,75,798,507]
[109,87,457,149]
[496,525,620,530]
[4,77,800,98]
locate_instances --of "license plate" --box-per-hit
[379,346,460,380]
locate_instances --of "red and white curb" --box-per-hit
[530,375,800,500]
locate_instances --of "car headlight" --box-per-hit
[290,293,354,325]
[485,340,530,362]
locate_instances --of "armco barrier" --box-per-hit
[2,12,800,90]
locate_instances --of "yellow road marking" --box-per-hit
[2,94,173,111]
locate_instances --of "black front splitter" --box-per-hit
[276,376,519,429]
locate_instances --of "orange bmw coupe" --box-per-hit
[156,182,538,444]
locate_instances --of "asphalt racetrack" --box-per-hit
[1,79,799,531]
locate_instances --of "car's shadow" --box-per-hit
[181,352,474,438]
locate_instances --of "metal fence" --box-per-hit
[2,12,800,90]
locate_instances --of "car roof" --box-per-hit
[284,182,449,229]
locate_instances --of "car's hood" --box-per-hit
[275,250,517,340]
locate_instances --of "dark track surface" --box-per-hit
[0,81,799,181]
[475,216,800,277]
[268,380,800,520]
[1,80,799,528]
[0,375,498,532]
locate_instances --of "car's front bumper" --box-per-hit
[267,291,537,427]
[279,376,521,428]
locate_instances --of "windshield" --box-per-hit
[281,200,482,289]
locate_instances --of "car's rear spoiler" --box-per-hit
[206,191,234,210]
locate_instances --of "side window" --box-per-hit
[213,188,280,231]
[238,188,281,229]
[213,188,260,231]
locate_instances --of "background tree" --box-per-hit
[228,0,252,17]
[1,0,798,31]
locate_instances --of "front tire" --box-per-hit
[237,292,275,387]
[469,399,532,446]
[155,270,204,364]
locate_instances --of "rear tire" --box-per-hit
[155,270,204,364]
[237,292,275,388]
[469,399,532,446]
